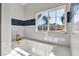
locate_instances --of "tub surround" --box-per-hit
[12,39,70,56]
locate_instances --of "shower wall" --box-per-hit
[1,3,25,55]
[11,4,25,42]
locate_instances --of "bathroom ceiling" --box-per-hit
[20,3,65,7]
[20,3,28,6]
[20,3,32,6]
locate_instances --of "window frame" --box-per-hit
[36,5,67,33]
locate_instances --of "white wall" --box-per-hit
[24,3,71,56]
[25,3,65,19]
[10,4,25,20]
[12,26,24,42]
[10,4,25,42]
[71,34,79,56]
[1,3,12,55]
[70,7,79,55]
[1,3,25,55]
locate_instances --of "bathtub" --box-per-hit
[12,39,55,56]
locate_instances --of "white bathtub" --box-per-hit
[12,38,71,56]
[12,39,55,56]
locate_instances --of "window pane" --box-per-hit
[56,17,63,25]
[42,25,48,30]
[49,17,56,24]
[38,26,43,31]
[57,9,64,17]
[49,17,56,30]
[73,5,78,14]
[56,17,64,31]
[37,12,48,26]
[74,9,79,23]
[49,11,55,17]
[49,11,56,24]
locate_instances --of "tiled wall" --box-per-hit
[11,18,35,42]
[11,19,35,26]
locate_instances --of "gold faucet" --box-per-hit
[16,34,22,44]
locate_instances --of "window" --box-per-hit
[36,11,48,31]
[49,9,65,31]
[71,3,79,33]
[36,5,66,32]
[37,11,48,26]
